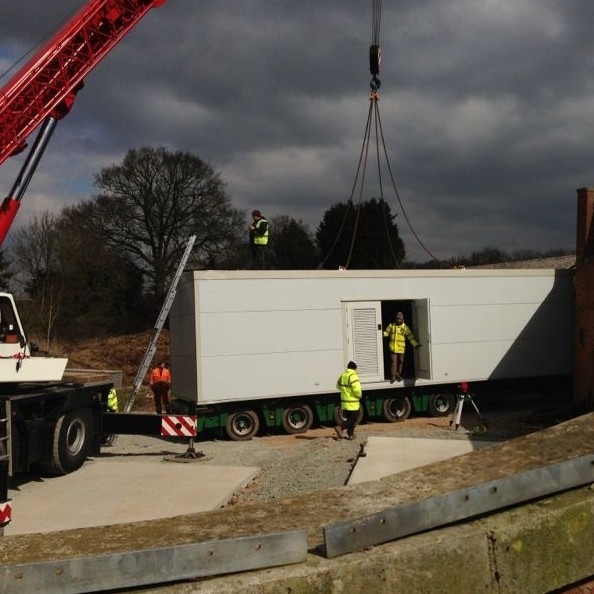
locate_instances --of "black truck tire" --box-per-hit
[333,405,364,426]
[281,404,314,434]
[225,410,260,441]
[428,393,455,417]
[42,408,93,475]
[381,395,412,422]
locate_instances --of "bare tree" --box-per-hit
[0,250,13,291]
[11,212,63,348]
[92,147,244,306]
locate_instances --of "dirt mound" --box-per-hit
[62,330,170,389]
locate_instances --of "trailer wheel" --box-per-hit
[333,405,364,426]
[382,396,412,422]
[428,393,455,417]
[281,404,314,434]
[225,410,260,441]
[43,408,93,475]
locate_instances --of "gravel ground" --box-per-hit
[169,393,574,506]
[109,392,576,507]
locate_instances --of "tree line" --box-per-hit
[0,146,572,343]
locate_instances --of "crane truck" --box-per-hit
[0,0,173,531]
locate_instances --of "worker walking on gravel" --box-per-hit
[150,360,172,414]
[335,361,362,440]
[383,311,420,382]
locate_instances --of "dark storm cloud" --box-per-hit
[1,1,593,261]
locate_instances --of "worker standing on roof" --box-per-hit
[335,361,363,440]
[383,312,420,383]
[248,210,269,269]
[150,360,171,414]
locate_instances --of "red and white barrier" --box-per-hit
[0,501,12,526]
[161,415,197,437]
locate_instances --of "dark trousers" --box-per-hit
[341,409,360,437]
[151,383,170,414]
[250,244,267,269]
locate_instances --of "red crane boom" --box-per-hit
[0,0,167,247]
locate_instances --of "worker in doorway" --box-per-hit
[383,312,420,383]
[106,387,119,412]
[335,361,363,440]
[248,209,269,269]
[150,360,172,414]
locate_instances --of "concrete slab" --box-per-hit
[5,455,259,536]
[348,436,498,484]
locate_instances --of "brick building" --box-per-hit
[574,187,594,409]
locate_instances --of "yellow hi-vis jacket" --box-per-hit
[336,369,362,411]
[383,322,418,354]
[107,387,119,412]
[253,217,269,245]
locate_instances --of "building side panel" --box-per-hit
[430,339,571,381]
[169,271,573,404]
[431,302,556,343]
[201,351,342,402]
[199,310,341,357]
[169,276,199,402]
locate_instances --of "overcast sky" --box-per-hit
[1,1,593,262]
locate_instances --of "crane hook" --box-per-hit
[369,44,382,90]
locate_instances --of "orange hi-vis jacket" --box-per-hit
[150,367,171,386]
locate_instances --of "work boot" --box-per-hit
[334,426,345,440]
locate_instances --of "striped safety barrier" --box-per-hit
[0,500,12,526]
[161,415,197,437]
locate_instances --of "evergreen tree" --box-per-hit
[316,198,404,269]
[270,215,318,269]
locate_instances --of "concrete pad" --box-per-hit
[5,456,259,536]
[348,436,498,484]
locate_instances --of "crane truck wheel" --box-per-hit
[333,405,364,427]
[281,404,314,434]
[42,408,93,475]
[428,392,455,417]
[225,409,260,441]
[381,396,412,422]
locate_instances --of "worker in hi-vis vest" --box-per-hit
[335,361,363,440]
[106,387,119,412]
[149,360,172,414]
[383,311,420,383]
[248,209,269,269]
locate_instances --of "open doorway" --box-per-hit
[344,298,430,383]
[381,300,418,381]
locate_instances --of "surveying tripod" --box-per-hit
[449,383,487,435]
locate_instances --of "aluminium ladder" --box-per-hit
[124,234,196,414]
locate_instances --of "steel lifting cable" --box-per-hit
[318,99,373,269]
[374,99,440,261]
[320,0,439,268]
[319,1,383,269]
[368,0,439,262]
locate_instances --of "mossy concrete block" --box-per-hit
[143,489,594,593]
[484,486,594,594]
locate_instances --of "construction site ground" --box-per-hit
[4,390,570,537]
